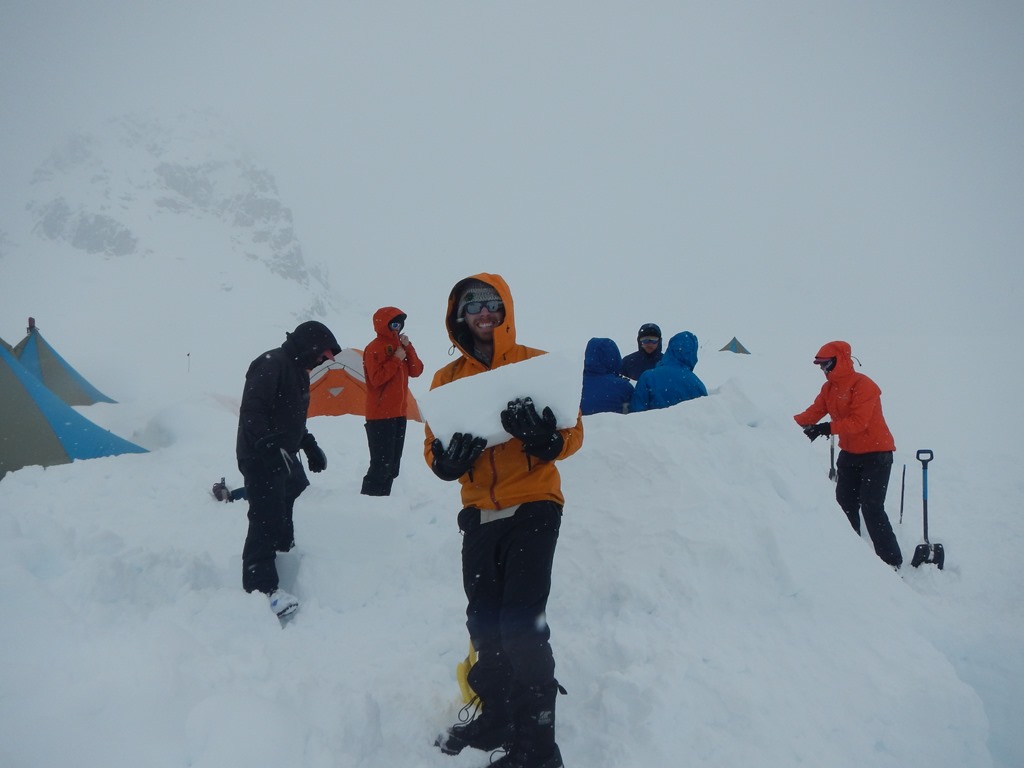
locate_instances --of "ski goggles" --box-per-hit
[814,356,837,372]
[463,299,504,315]
[639,337,660,345]
[389,320,404,330]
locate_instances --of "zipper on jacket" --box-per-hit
[488,449,500,508]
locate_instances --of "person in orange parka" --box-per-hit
[427,274,582,768]
[360,306,424,496]
[794,340,903,569]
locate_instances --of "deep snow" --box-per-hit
[1,314,1021,767]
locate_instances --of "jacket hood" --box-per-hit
[372,306,406,339]
[816,340,854,379]
[664,331,699,371]
[584,337,623,375]
[283,320,341,369]
[445,273,515,362]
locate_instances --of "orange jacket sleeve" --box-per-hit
[794,385,829,427]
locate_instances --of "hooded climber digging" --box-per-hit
[794,340,903,569]
[236,320,340,617]
[426,274,583,768]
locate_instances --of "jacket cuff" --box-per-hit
[523,432,564,462]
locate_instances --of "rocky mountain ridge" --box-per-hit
[25,111,326,291]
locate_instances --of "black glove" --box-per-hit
[500,397,564,461]
[802,422,831,442]
[254,432,294,475]
[431,432,487,481]
[301,432,327,473]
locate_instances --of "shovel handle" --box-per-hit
[916,449,933,467]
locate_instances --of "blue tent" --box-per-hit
[0,343,146,479]
[13,320,115,405]
[719,337,751,354]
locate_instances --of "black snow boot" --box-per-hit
[435,702,513,755]
[493,682,563,767]
[490,743,564,768]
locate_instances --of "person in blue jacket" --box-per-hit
[580,337,634,415]
[631,331,708,412]
[620,323,663,381]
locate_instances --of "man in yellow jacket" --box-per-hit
[427,274,582,768]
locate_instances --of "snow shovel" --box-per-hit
[910,449,944,569]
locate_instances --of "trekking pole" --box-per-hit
[899,463,906,524]
[828,435,837,482]
[911,450,945,569]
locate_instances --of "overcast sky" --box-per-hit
[2,1,1021,351]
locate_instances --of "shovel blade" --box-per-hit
[932,543,945,570]
[911,544,930,568]
[911,542,944,569]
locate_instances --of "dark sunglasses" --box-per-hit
[464,300,504,315]
[639,337,659,345]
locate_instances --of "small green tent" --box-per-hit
[719,337,751,354]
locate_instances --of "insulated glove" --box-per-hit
[500,397,564,461]
[301,432,327,473]
[254,432,294,475]
[431,432,487,481]
[802,422,831,442]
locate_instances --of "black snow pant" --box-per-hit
[241,456,309,594]
[361,416,407,496]
[459,501,562,760]
[835,450,903,567]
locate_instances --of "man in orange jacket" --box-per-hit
[361,307,423,496]
[427,275,582,768]
[794,340,903,568]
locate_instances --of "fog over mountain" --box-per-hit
[28,112,315,284]
[1,110,346,397]
[0,5,1021,766]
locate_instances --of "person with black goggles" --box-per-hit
[428,274,583,768]
[795,340,903,569]
[620,322,663,381]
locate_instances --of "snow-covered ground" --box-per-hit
[1,315,1020,767]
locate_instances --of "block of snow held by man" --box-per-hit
[419,348,583,448]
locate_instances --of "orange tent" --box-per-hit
[308,348,422,421]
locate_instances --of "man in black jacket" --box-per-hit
[236,320,340,617]
[620,322,663,382]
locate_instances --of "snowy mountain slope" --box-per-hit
[1,112,344,388]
